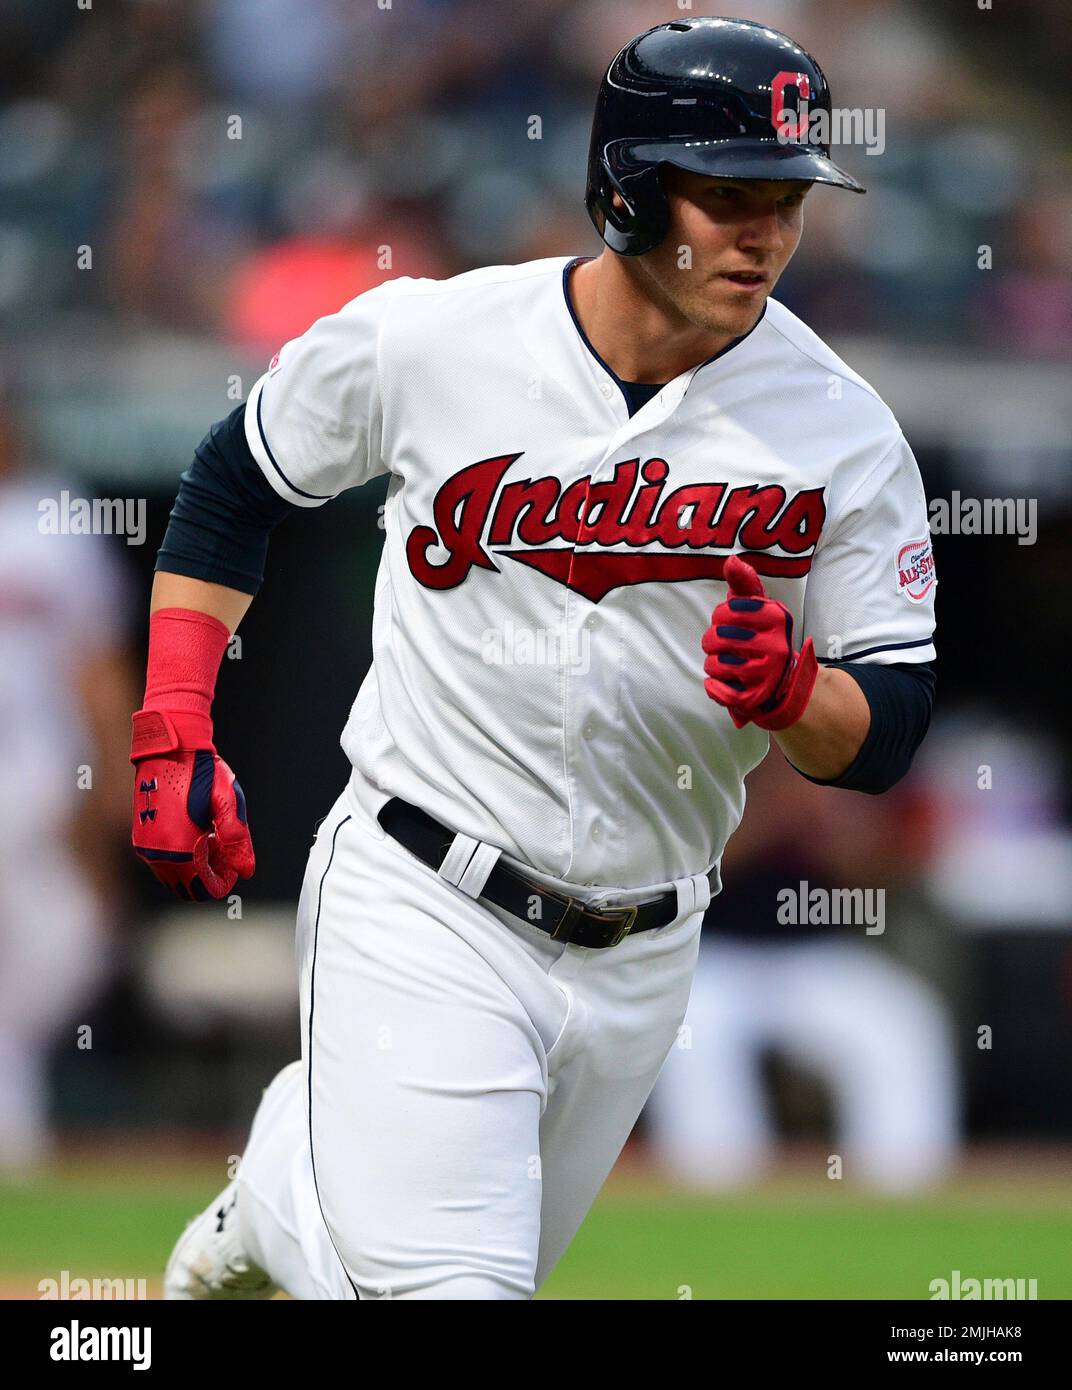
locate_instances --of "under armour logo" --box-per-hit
[139,777,157,824]
[215,1193,238,1232]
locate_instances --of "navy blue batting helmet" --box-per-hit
[586,16,865,256]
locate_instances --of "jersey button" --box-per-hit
[585,614,598,631]
[599,383,614,399]
[590,823,602,841]
[583,723,595,740]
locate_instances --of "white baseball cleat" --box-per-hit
[164,1180,277,1300]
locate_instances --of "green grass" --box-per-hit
[2,1165,1068,1300]
[539,1190,1071,1299]
[0,1168,219,1292]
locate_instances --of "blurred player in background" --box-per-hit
[0,387,135,1171]
[648,753,960,1193]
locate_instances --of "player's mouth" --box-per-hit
[720,270,768,293]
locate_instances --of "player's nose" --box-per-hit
[736,205,787,253]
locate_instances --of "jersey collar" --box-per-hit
[561,255,768,413]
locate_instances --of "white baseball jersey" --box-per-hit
[243,256,936,892]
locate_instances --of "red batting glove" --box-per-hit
[130,609,255,901]
[702,555,819,731]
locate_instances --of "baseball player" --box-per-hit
[133,18,937,1299]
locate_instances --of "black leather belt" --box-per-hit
[377,797,679,949]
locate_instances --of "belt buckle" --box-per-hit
[600,902,638,947]
[537,886,639,948]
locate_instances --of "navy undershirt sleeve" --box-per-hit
[792,661,935,795]
[156,404,296,595]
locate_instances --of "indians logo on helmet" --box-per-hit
[771,71,811,140]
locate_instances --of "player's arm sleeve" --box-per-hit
[155,404,296,595]
[242,281,394,507]
[795,430,937,793]
[802,431,936,666]
[792,660,935,794]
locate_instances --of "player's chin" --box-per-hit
[696,289,768,338]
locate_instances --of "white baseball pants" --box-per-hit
[236,773,708,1299]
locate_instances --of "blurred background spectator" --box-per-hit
[0,0,1069,1195]
[0,384,136,1170]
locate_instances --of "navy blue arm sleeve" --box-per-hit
[155,404,296,595]
[792,661,935,795]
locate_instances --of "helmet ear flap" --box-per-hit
[588,157,669,257]
[600,159,638,230]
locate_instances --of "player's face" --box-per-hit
[634,169,810,338]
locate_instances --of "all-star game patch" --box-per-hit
[895,535,936,603]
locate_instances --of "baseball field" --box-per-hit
[2,1148,1068,1301]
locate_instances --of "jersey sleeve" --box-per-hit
[803,433,936,665]
[243,281,396,507]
